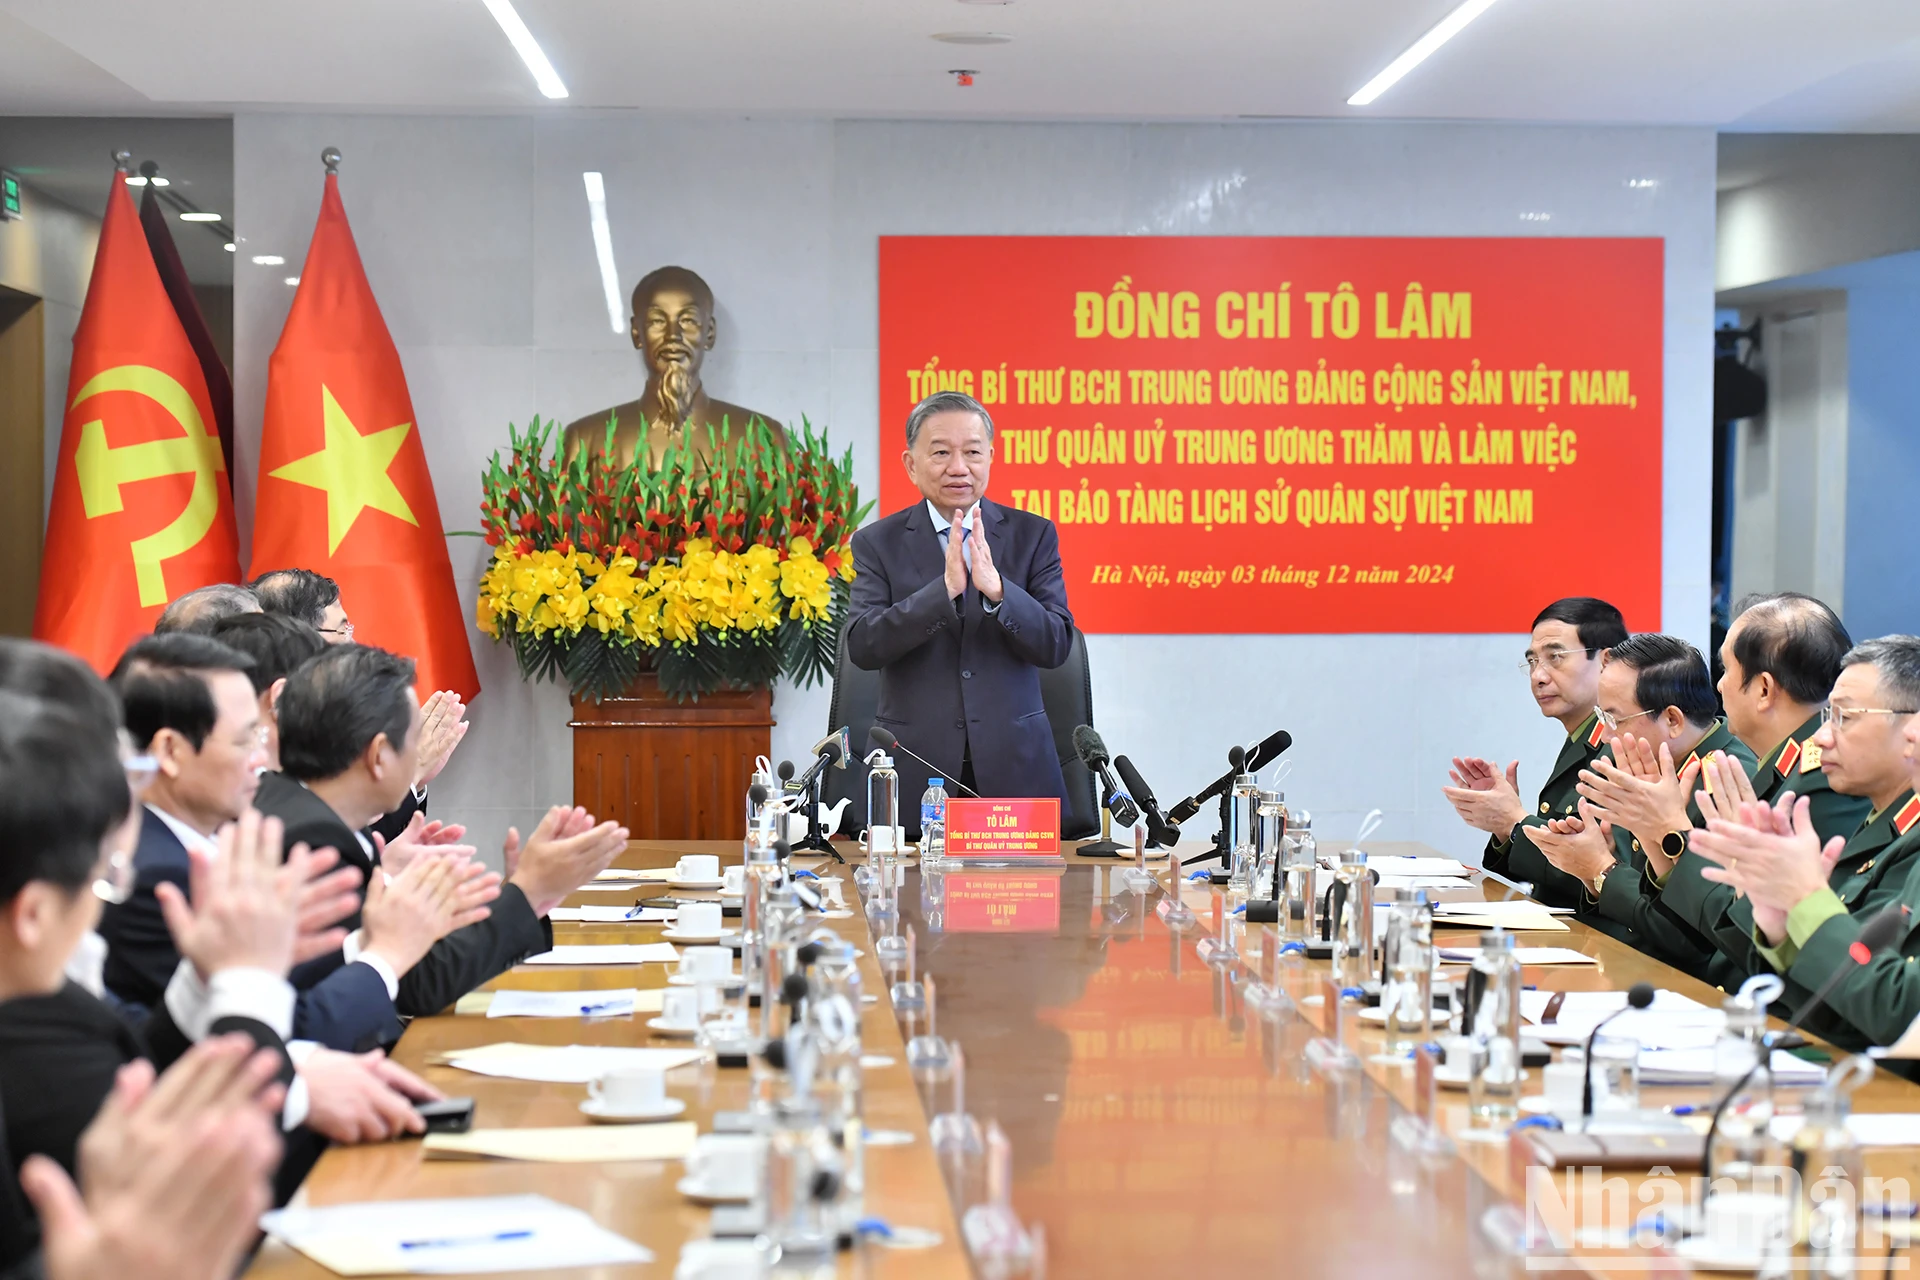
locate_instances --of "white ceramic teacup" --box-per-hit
[676,854,721,882]
[859,826,906,857]
[1701,1191,1792,1256]
[1541,1061,1585,1114]
[721,865,746,896]
[590,1066,666,1113]
[676,901,723,935]
[679,945,733,982]
[685,1133,765,1197]
[819,879,846,909]
[660,986,702,1028]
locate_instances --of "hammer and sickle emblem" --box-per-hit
[72,365,226,608]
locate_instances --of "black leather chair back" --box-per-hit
[820,624,1099,840]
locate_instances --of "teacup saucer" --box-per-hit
[669,875,725,890]
[661,927,725,944]
[669,969,741,986]
[677,1175,753,1205]
[647,1016,700,1038]
[580,1096,687,1123]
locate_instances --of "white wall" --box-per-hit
[0,180,98,519]
[231,116,1716,864]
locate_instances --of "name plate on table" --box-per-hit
[944,797,1063,862]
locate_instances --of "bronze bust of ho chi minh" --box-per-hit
[563,265,784,469]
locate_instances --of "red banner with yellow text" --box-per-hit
[878,236,1663,633]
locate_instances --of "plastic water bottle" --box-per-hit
[920,777,949,866]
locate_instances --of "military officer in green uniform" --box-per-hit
[1689,634,1920,1058]
[1444,598,1627,909]
[1600,594,1869,988]
[1516,634,1757,971]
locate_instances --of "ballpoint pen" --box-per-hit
[400,1230,535,1249]
[580,999,627,1015]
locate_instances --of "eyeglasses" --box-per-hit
[317,621,355,640]
[92,845,134,905]
[1521,646,1600,673]
[1821,704,1918,732]
[1595,705,1659,733]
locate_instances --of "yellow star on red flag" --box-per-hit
[269,385,418,554]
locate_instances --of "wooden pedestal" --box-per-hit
[570,675,774,840]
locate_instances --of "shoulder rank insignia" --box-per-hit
[1777,739,1802,777]
[1895,796,1920,837]
[1800,743,1824,774]
[1586,719,1605,748]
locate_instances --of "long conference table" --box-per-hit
[244,838,1920,1278]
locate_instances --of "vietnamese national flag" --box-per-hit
[32,171,242,671]
[251,173,478,700]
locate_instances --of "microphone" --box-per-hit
[866,725,980,797]
[1071,726,1140,828]
[1580,982,1655,1122]
[1115,755,1180,849]
[786,728,850,795]
[1702,902,1908,1176]
[1167,730,1293,825]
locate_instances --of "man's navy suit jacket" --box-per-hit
[847,497,1074,812]
[97,807,401,1051]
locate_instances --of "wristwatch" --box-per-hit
[1659,830,1688,861]
[1588,870,1608,899]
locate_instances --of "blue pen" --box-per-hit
[579,999,625,1015]
[401,1230,534,1250]
[1668,1104,1704,1116]
[624,903,648,919]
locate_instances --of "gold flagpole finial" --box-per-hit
[321,147,342,174]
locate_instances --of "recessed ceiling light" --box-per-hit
[1627,177,1659,189]
[933,31,1011,45]
[251,254,285,265]
[1519,211,1551,222]
[123,175,147,187]
[284,276,300,286]
[224,242,236,252]
[1347,0,1500,107]
[148,176,170,187]
[179,211,222,222]
[481,0,569,99]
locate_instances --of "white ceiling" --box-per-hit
[1,0,1920,129]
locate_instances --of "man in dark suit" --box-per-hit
[99,635,492,1051]
[848,390,1075,815]
[259,644,630,1016]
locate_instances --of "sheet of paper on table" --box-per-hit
[1366,856,1473,878]
[443,1044,703,1083]
[258,1193,650,1275]
[1518,988,1724,1048]
[456,990,669,1016]
[546,905,675,922]
[521,943,679,966]
[424,1122,698,1163]
[593,867,674,881]
[1429,907,1571,932]
[1638,1047,1823,1086]
[1771,1113,1920,1146]
[1375,875,1480,892]
[486,988,639,1019]
[1439,947,1597,966]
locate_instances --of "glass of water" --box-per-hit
[1589,1033,1640,1113]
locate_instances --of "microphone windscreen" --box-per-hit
[867,725,897,749]
[1071,724,1107,767]
[1625,981,1656,1009]
[748,784,768,805]
[1249,729,1294,770]
[1228,744,1247,770]
[777,760,795,782]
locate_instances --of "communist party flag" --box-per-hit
[32,171,242,670]
[251,172,479,699]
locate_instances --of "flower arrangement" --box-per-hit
[475,415,869,701]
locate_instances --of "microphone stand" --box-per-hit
[1080,774,1127,856]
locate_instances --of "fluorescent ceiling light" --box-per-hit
[179,211,222,222]
[224,242,236,252]
[149,176,169,187]
[284,276,300,286]
[1347,0,1499,106]
[251,254,285,265]
[582,171,623,335]
[123,175,147,186]
[482,0,569,99]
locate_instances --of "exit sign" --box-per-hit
[0,171,20,221]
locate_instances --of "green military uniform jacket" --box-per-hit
[1656,712,1873,988]
[1481,712,1609,910]
[1584,720,1758,976]
[1743,792,1920,1066]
